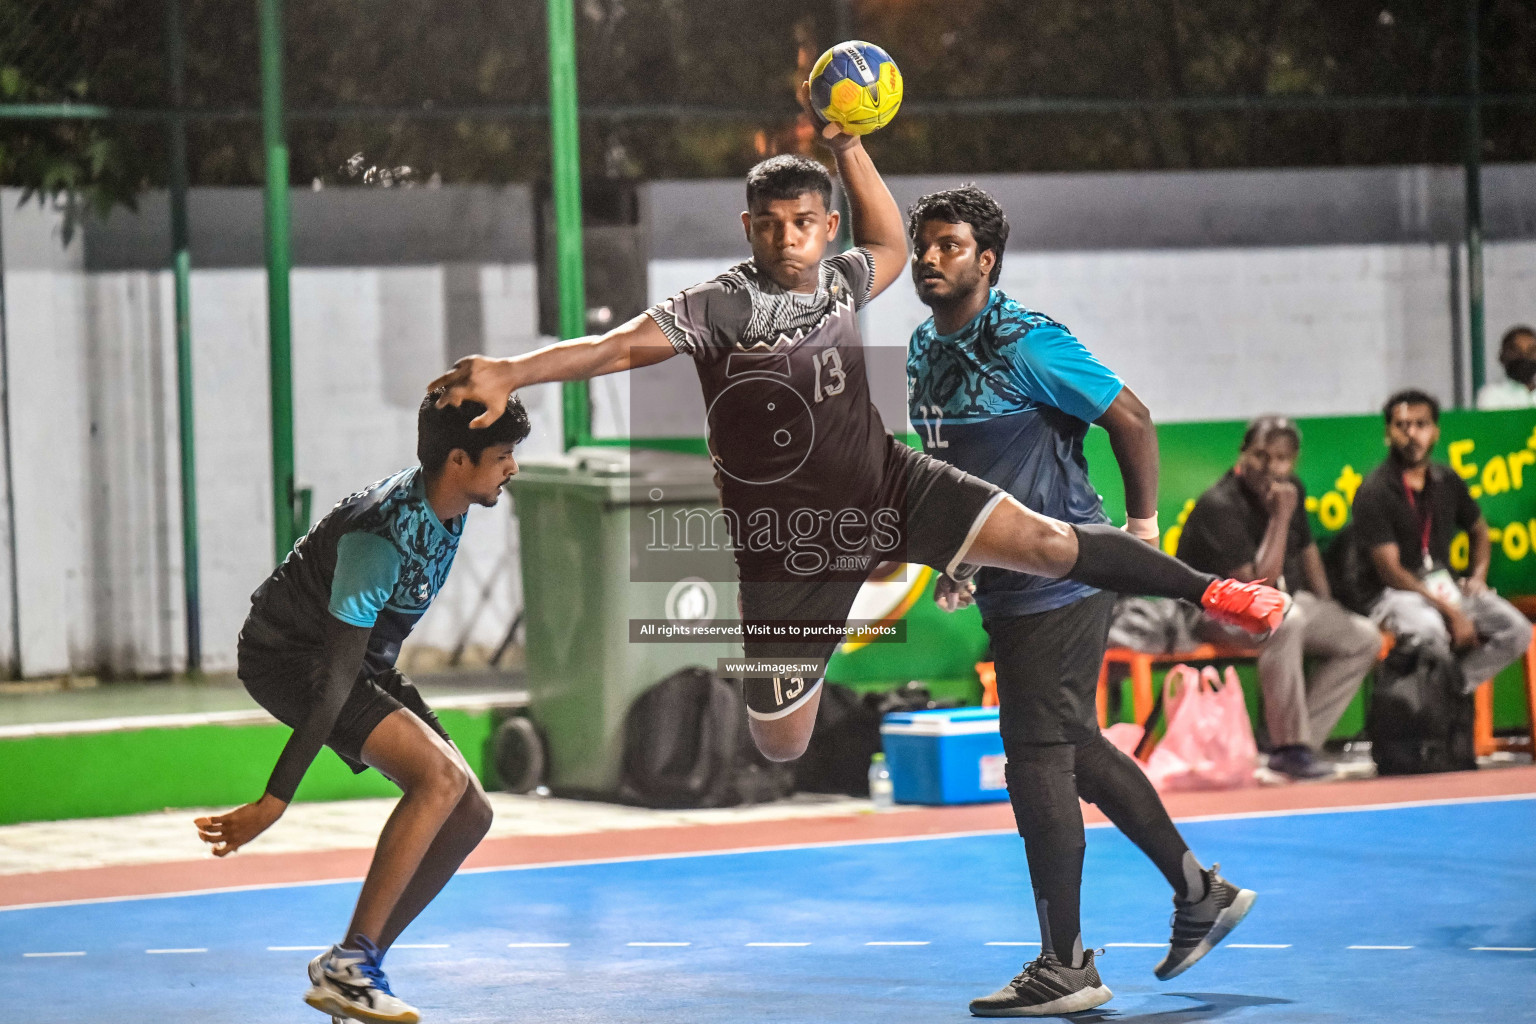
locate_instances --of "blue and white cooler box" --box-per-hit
[879,706,1009,805]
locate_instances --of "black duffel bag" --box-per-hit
[617,666,795,809]
[1368,636,1476,775]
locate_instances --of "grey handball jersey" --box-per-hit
[647,249,899,580]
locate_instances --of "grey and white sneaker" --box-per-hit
[304,937,420,1024]
[969,948,1113,1017]
[1154,864,1257,980]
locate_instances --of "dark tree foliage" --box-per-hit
[2,0,1534,215]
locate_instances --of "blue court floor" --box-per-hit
[3,796,1533,1023]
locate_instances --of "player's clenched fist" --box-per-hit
[933,573,976,613]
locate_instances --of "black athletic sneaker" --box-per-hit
[969,949,1113,1017]
[1154,864,1257,980]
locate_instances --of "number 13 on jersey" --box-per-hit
[812,350,846,403]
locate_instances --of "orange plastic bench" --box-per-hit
[1096,633,1395,730]
[1473,597,1536,757]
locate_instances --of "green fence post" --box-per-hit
[1465,0,1486,401]
[259,0,297,562]
[167,0,201,672]
[547,0,591,450]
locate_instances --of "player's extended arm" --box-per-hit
[1094,387,1161,541]
[194,618,371,856]
[800,83,907,299]
[429,313,677,428]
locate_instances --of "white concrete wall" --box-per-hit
[639,242,1536,431]
[1,191,552,676]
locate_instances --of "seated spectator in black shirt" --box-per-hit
[1178,416,1381,781]
[1352,389,1531,694]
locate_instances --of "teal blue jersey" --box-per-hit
[908,290,1120,617]
[248,467,462,675]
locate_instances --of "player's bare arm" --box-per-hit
[196,618,372,856]
[799,81,907,299]
[428,313,676,428]
[1094,386,1161,542]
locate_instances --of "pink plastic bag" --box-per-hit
[1103,721,1145,758]
[1145,664,1257,791]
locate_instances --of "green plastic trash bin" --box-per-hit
[508,446,742,797]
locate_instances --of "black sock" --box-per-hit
[1075,731,1195,899]
[1067,524,1215,604]
[1005,748,1086,966]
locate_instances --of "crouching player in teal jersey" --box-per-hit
[195,394,530,1023]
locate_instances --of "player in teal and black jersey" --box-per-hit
[195,394,529,1024]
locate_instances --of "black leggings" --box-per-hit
[988,594,1194,964]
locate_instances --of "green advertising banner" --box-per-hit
[1085,408,1536,594]
[627,409,1536,703]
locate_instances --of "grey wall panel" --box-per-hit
[80,185,535,271]
[648,164,1536,259]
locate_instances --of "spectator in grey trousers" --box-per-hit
[1351,389,1532,696]
[1177,416,1382,781]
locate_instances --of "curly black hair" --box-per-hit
[745,154,833,211]
[418,393,532,475]
[907,185,1010,285]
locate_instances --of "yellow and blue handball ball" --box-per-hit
[809,40,903,136]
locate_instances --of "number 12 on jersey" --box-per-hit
[917,405,948,449]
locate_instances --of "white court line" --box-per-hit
[1349,945,1413,950]
[1105,942,1165,948]
[746,939,817,951]
[22,951,85,957]
[7,791,1531,914]
[392,943,449,949]
[507,942,570,948]
[1471,946,1535,952]
[1229,944,1291,949]
[866,941,929,946]
[267,945,329,952]
[746,942,811,947]
[627,942,690,947]
[146,948,207,954]
[985,941,1040,946]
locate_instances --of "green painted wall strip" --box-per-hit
[0,709,494,825]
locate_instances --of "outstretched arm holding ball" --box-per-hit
[799,80,908,300]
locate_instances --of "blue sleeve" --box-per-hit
[1003,322,1123,424]
[328,531,402,627]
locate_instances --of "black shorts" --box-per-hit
[984,590,1116,748]
[740,442,1004,719]
[238,624,451,774]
